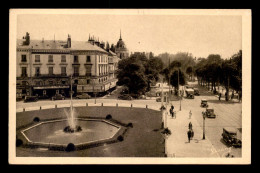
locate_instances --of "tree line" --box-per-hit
[116,50,242,101]
[195,50,242,101]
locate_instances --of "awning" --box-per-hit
[33,86,70,89]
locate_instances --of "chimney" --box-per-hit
[23,32,30,45]
[100,41,105,49]
[67,34,71,48]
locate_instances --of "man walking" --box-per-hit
[170,107,173,118]
[219,93,221,101]
[187,130,192,143]
[189,122,192,130]
[189,110,192,119]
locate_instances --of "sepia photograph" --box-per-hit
[9,9,251,164]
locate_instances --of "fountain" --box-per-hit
[19,75,125,151]
[63,75,82,133]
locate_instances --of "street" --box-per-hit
[16,81,242,157]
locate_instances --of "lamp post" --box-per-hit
[178,68,182,111]
[202,111,206,140]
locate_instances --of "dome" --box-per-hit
[116,39,126,48]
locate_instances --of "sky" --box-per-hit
[17,14,242,59]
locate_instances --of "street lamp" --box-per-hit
[178,68,181,111]
[202,111,206,140]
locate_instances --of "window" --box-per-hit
[48,67,53,75]
[61,80,66,85]
[21,55,27,62]
[74,55,78,63]
[49,80,53,85]
[35,55,40,62]
[87,79,90,84]
[35,67,40,76]
[21,67,27,77]
[86,65,91,76]
[61,67,66,75]
[61,55,66,62]
[74,66,79,76]
[74,80,78,84]
[86,56,91,62]
[48,55,53,62]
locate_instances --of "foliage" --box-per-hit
[170,70,186,90]
[117,53,163,96]
[194,50,242,101]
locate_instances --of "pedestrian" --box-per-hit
[191,129,194,140]
[170,107,173,118]
[189,110,192,119]
[189,122,192,130]
[219,93,221,100]
[187,130,192,143]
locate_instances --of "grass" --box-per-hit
[16,106,165,157]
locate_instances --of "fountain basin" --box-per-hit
[21,118,122,149]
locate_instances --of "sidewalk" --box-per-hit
[165,109,220,158]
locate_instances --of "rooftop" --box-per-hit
[17,39,108,54]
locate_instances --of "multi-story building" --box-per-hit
[16,32,119,99]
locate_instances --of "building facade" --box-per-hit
[16,33,119,99]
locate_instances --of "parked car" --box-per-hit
[201,99,208,107]
[203,108,216,118]
[24,96,38,102]
[185,85,194,89]
[194,88,200,96]
[76,93,91,99]
[118,94,133,100]
[186,89,194,99]
[222,127,242,148]
[52,94,65,100]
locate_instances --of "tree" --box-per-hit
[145,57,164,89]
[186,66,193,80]
[116,52,162,96]
[170,70,186,94]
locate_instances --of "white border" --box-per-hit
[9,9,251,165]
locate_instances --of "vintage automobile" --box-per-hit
[222,127,242,148]
[76,93,91,99]
[118,94,133,100]
[203,108,216,118]
[201,99,208,107]
[24,96,38,102]
[194,88,200,96]
[185,85,194,89]
[52,94,65,100]
[186,88,194,99]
